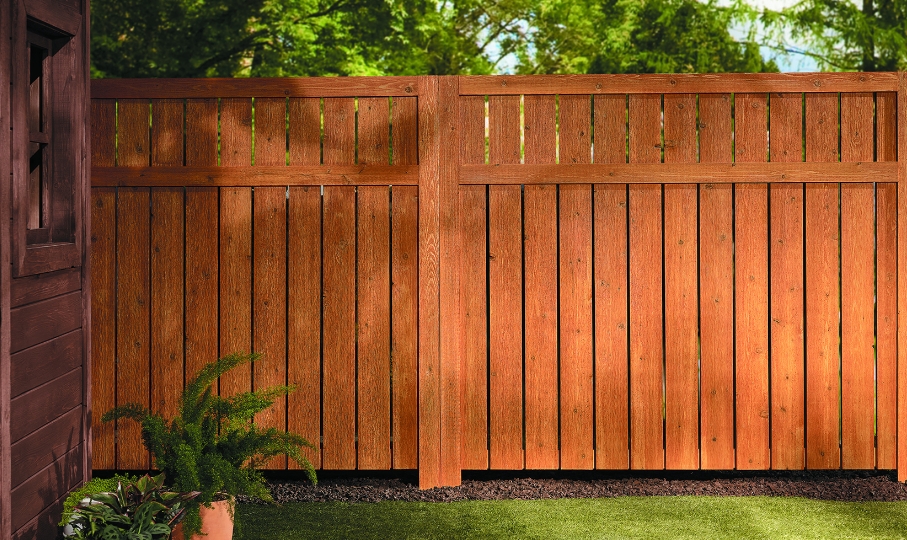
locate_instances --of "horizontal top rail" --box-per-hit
[91,76,423,99]
[459,73,900,95]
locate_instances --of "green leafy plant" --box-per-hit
[59,473,138,530]
[66,473,198,540]
[102,352,317,538]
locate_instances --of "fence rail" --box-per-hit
[90,73,907,488]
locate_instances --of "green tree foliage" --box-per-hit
[515,0,776,74]
[758,0,907,71]
[91,0,777,78]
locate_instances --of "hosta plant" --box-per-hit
[66,473,198,540]
[102,352,317,538]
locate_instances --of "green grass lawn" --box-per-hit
[235,497,907,539]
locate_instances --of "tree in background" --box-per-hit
[91,0,777,78]
[516,0,776,73]
[757,0,907,71]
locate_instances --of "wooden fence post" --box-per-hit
[898,71,907,482]
[418,76,442,489]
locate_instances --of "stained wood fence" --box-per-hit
[90,73,907,489]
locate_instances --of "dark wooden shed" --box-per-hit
[0,0,92,538]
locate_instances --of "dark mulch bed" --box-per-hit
[252,470,907,504]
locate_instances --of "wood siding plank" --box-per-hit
[11,268,81,308]
[9,291,81,354]
[734,93,770,470]
[322,187,357,469]
[253,187,288,469]
[11,330,81,399]
[115,187,151,469]
[487,95,523,469]
[10,445,81,532]
[523,94,558,470]
[662,94,698,470]
[357,186,392,469]
[10,406,81,488]
[391,186,419,469]
[805,93,840,469]
[593,94,629,470]
[628,94,663,469]
[10,368,82,443]
[768,93,805,470]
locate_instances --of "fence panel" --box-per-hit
[90,74,904,487]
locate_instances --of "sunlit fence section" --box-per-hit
[90,73,907,489]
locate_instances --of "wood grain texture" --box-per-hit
[288,186,322,469]
[218,187,252,398]
[897,72,907,482]
[357,186,392,469]
[151,99,184,166]
[734,184,770,470]
[593,94,627,164]
[255,98,287,166]
[93,165,417,187]
[876,183,897,469]
[522,93,558,470]
[115,188,151,469]
[458,73,898,96]
[184,188,218,385]
[90,187,115,470]
[391,186,419,469]
[593,184,629,469]
[322,187,357,469]
[488,94,523,469]
[458,95,488,470]
[10,268,81,308]
[324,98,356,165]
[768,92,805,470]
[93,76,422,99]
[698,93,735,470]
[10,330,81,399]
[10,405,81,488]
[805,93,840,470]
[662,94,698,470]
[10,368,82,443]
[559,184,594,470]
[150,189,184,426]
[359,98,390,165]
[877,93,897,162]
[253,187,287,469]
[839,93,875,470]
[735,94,768,165]
[91,100,116,168]
[9,290,82,355]
[289,98,321,166]
[628,94,663,469]
[559,95,591,164]
[393,97,418,166]
[9,445,81,532]
[117,100,150,167]
[185,99,218,167]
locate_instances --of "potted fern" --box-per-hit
[102,352,317,539]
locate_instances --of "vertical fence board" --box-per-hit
[698,93,735,469]
[324,98,356,165]
[118,100,150,167]
[322,187,357,469]
[253,187,288,469]
[392,97,418,166]
[289,98,321,166]
[115,188,150,469]
[459,96,488,470]
[255,98,287,166]
[357,186,392,469]
[805,93,840,469]
[876,90,898,470]
[150,188,184,425]
[151,99,183,166]
[184,188,218,394]
[90,99,116,470]
[662,94,698,470]
[559,184,594,469]
[593,94,629,469]
[898,73,907,482]
[487,95,523,469]
[628,94,663,469]
[734,94,770,470]
[288,186,322,469]
[219,99,253,402]
[839,93,875,469]
[877,183,897,470]
[735,185,770,469]
[523,94,559,470]
[558,95,594,469]
[768,93,805,470]
[359,98,390,165]
[392,186,419,469]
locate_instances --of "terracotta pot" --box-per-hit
[170,498,234,540]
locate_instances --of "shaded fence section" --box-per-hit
[90,73,907,488]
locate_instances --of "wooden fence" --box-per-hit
[90,73,907,489]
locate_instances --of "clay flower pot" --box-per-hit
[170,498,235,540]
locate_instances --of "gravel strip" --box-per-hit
[245,472,907,504]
